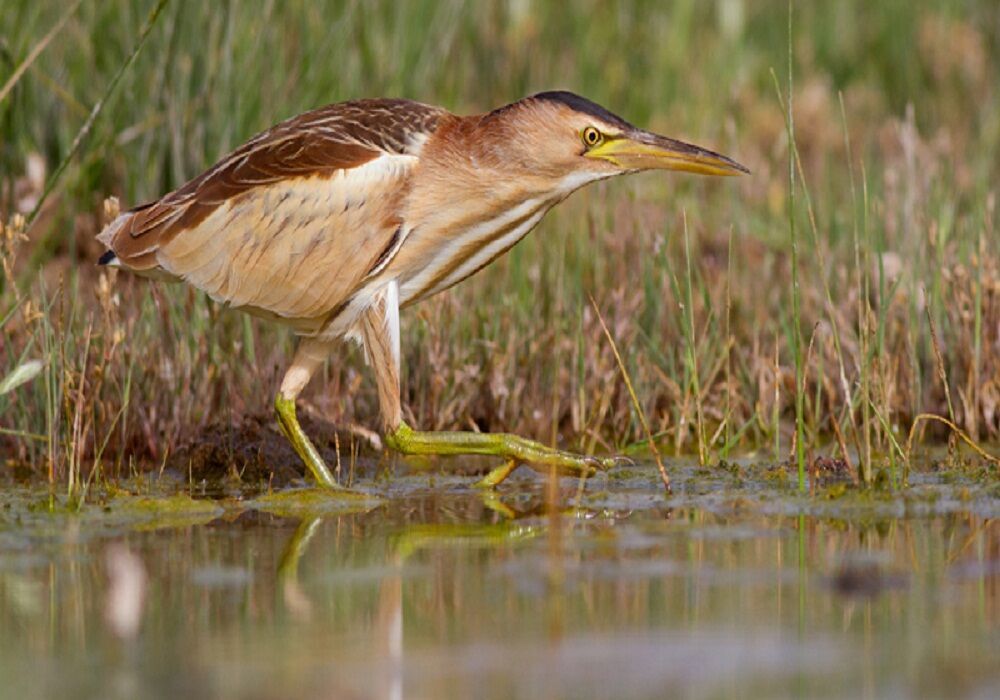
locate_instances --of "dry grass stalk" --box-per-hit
[590,296,670,493]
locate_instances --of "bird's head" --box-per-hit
[479,91,748,193]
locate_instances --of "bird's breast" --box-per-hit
[392,195,555,305]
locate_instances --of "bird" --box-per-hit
[97,91,747,491]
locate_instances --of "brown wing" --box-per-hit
[99,99,445,328]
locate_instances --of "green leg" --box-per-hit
[386,423,619,483]
[275,394,342,490]
[475,459,519,489]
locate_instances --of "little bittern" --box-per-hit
[98,91,746,490]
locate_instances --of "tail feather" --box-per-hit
[96,207,181,282]
[96,210,131,269]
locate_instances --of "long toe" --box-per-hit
[599,454,635,469]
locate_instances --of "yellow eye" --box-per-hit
[582,127,602,147]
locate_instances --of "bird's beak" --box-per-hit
[585,130,749,177]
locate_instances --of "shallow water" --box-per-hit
[0,461,997,699]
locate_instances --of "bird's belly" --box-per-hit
[396,198,551,306]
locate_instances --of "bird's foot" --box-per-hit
[274,394,346,490]
[385,423,624,488]
[475,459,520,489]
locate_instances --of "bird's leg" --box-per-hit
[385,424,615,484]
[358,291,614,487]
[275,338,343,489]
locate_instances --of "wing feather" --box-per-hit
[99,98,445,330]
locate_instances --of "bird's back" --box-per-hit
[99,99,446,333]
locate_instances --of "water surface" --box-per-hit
[0,462,996,699]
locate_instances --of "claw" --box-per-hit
[585,454,633,470]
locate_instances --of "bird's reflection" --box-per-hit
[274,489,539,700]
[277,517,322,617]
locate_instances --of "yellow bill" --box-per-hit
[586,131,749,177]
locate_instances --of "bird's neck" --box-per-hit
[374,118,560,304]
[404,114,571,231]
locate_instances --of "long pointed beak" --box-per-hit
[585,130,749,177]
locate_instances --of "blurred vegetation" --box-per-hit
[1,0,998,491]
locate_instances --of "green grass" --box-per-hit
[1,0,998,493]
